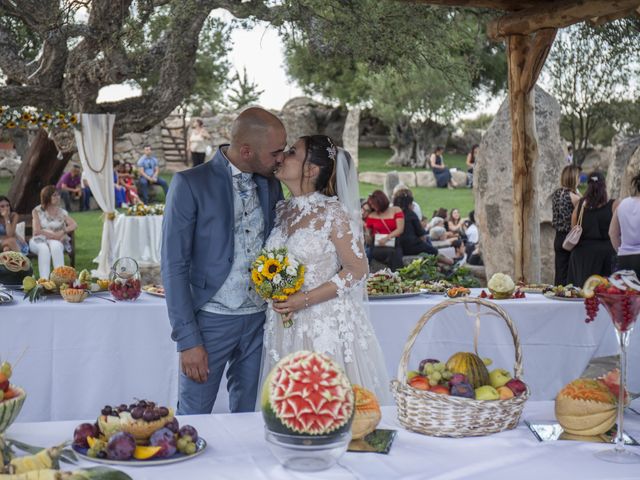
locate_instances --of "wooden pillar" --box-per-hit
[506,29,556,283]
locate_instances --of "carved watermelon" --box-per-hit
[261,351,355,436]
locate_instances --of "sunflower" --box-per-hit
[5,121,16,129]
[57,113,66,120]
[272,294,288,301]
[262,258,282,280]
[282,287,296,295]
[70,114,78,124]
[21,112,32,122]
[60,122,68,129]
[251,269,264,286]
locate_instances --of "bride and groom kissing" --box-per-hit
[161,107,389,415]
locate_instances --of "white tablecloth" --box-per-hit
[112,215,163,266]
[2,292,638,422]
[4,402,640,480]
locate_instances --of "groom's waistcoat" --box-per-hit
[161,146,283,351]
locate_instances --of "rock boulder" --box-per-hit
[474,86,564,284]
[606,134,640,199]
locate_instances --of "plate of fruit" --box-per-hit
[543,285,584,301]
[367,271,422,299]
[420,280,452,295]
[72,400,206,466]
[478,289,526,300]
[517,283,552,294]
[142,284,165,297]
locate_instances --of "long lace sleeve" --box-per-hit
[328,203,369,295]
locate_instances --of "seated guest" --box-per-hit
[429,226,454,248]
[429,146,457,189]
[137,145,168,204]
[451,239,467,266]
[81,171,93,211]
[29,186,78,279]
[394,190,454,266]
[113,161,127,208]
[392,183,423,222]
[448,208,464,235]
[120,162,141,205]
[56,163,83,211]
[463,210,479,256]
[0,196,28,254]
[365,190,404,271]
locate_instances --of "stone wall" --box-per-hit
[474,86,564,284]
[113,125,165,167]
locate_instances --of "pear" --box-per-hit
[475,385,500,401]
[489,368,512,389]
[407,370,421,381]
[22,276,36,292]
[0,361,11,379]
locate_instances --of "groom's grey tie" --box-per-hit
[234,172,254,200]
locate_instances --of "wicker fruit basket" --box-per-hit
[390,297,529,437]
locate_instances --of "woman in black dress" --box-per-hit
[551,165,581,285]
[429,146,457,189]
[567,171,616,287]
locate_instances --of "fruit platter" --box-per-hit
[142,284,165,297]
[72,399,205,466]
[543,284,585,301]
[367,270,427,299]
[517,282,552,294]
[420,280,452,295]
[478,288,526,300]
[22,267,96,303]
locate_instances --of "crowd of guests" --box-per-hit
[361,186,481,272]
[552,165,640,286]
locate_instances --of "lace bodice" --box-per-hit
[260,192,391,404]
[265,192,367,294]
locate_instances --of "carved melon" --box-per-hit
[555,379,617,436]
[445,352,490,389]
[261,351,355,436]
[351,385,381,440]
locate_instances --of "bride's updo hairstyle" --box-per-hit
[300,135,340,196]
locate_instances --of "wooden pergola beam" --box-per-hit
[589,7,640,27]
[487,0,640,39]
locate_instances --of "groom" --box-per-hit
[162,107,286,414]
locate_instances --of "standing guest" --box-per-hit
[56,163,83,211]
[137,145,169,204]
[429,146,457,189]
[187,119,211,167]
[609,171,640,278]
[29,186,77,280]
[566,145,574,165]
[551,165,581,285]
[81,171,93,211]
[365,190,404,271]
[0,196,28,254]
[448,208,464,235]
[466,144,479,187]
[567,172,616,287]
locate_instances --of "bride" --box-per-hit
[259,134,391,403]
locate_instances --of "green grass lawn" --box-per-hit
[1,151,474,273]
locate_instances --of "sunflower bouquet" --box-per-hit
[251,247,305,328]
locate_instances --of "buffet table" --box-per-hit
[2,290,637,422]
[5,402,640,480]
[112,215,163,266]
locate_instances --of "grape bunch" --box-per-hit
[584,296,600,323]
[423,362,453,386]
[177,425,199,455]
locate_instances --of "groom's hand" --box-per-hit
[180,345,209,383]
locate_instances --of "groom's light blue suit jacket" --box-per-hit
[161,146,283,352]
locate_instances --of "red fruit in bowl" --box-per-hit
[429,385,450,395]
[165,417,180,434]
[73,422,99,448]
[505,378,527,396]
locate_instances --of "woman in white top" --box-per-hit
[29,185,78,279]
[187,119,211,167]
[609,172,640,278]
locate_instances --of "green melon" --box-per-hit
[0,387,26,433]
[261,351,355,436]
[446,352,491,389]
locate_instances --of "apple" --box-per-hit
[488,368,512,389]
[450,382,474,399]
[505,378,527,397]
[497,386,515,400]
[474,385,500,401]
[449,373,467,386]
[429,385,450,395]
[408,376,430,391]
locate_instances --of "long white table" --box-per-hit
[5,402,640,480]
[1,291,637,422]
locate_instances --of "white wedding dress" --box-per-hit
[259,191,391,403]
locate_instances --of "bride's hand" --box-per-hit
[273,292,306,315]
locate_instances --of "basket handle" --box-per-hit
[395,297,524,382]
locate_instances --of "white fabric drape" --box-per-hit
[73,113,116,278]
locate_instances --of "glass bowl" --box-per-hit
[264,427,351,472]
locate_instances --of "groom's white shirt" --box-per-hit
[200,151,266,315]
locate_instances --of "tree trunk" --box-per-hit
[8,129,72,214]
[387,119,415,166]
[342,106,361,169]
[507,30,556,283]
[414,119,450,168]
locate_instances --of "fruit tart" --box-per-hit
[97,401,174,443]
